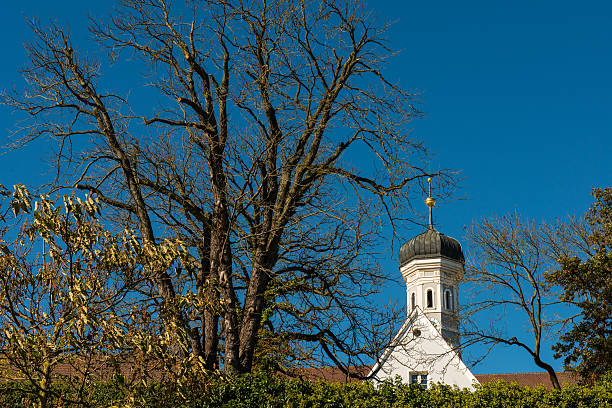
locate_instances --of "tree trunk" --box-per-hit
[196,227,219,369]
[534,355,561,390]
[238,248,279,372]
[238,269,271,371]
[208,150,239,371]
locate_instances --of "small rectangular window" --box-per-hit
[409,372,428,389]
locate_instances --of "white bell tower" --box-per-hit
[398,178,464,349]
[369,178,477,389]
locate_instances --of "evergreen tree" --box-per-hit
[549,188,612,382]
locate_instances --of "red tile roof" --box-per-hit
[286,365,370,383]
[474,372,580,389]
[289,367,581,389]
[1,357,581,390]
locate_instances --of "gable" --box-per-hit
[369,307,478,390]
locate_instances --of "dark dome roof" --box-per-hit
[399,228,464,265]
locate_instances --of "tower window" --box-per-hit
[411,292,416,309]
[426,289,433,308]
[445,289,454,311]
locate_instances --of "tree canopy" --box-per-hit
[548,187,612,382]
[1,0,448,375]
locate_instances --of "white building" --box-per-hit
[369,182,479,390]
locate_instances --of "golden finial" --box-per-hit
[425,177,435,228]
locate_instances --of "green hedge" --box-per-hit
[0,373,610,408]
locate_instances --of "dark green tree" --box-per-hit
[549,187,612,382]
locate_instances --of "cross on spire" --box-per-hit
[425,177,436,229]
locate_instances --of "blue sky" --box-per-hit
[1,1,611,375]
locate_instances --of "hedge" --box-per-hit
[0,372,610,408]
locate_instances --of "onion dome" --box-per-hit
[399,228,464,265]
[399,176,465,264]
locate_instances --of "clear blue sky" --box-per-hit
[1,1,611,375]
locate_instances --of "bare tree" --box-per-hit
[2,0,452,374]
[462,212,580,390]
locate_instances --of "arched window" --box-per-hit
[445,289,454,311]
[411,293,416,309]
[426,289,433,308]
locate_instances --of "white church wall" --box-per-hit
[370,308,479,390]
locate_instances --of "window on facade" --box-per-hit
[426,289,433,308]
[410,372,428,389]
[411,292,416,309]
[421,374,428,388]
[444,289,453,311]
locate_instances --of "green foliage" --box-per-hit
[0,186,204,407]
[549,187,612,381]
[0,373,609,408]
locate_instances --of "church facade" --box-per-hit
[369,181,479,390]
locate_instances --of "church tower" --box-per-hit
[369,178,477,389]
[398,178,464,349]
